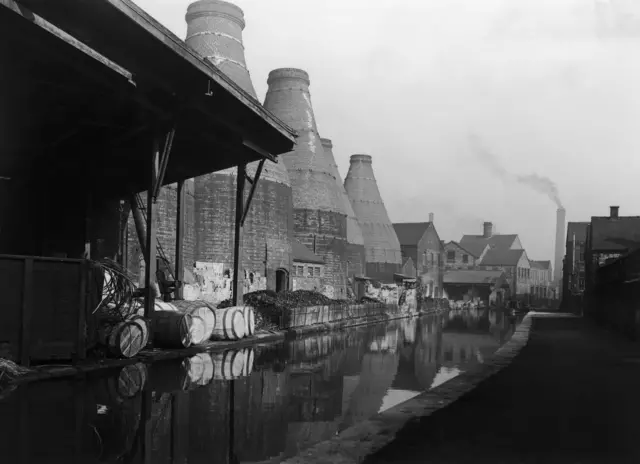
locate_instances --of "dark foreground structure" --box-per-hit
[364,315,640,464]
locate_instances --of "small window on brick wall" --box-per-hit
[447,250,455,262]
[314,266,321,277]
[307,266,314,277]
[462,254,468,263]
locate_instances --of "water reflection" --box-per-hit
[0,308,520,464]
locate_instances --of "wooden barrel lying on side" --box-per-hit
[127,315,150,348]
[243,306,256,336]
[152,311,193,349]
[168,301,217,343]
[212,349,246,381]
[100,321,146,358]
[211,308,246,341]
[147,358,191,394]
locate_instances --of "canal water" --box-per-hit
[0,307,521,464]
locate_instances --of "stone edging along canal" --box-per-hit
[279,311,535,464]
[11,307,446,386]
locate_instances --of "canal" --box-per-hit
[0,307,522,463]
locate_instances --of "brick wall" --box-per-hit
[444,242,477,270]
[294,208,348,298]
[346,243,366,279]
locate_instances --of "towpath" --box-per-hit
[363,314,640,464]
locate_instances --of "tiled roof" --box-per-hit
[292,240,325,264]
[480,248,525,266]
[589,216,640,252]
[566,222,589,243]
[444,270,507,285]
[459,234,519,258]
[393,222,432,245]
[531,260,551,270]
[445,240,477,257]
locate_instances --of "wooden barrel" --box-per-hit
[186,354,206,385]
[211,308,246,341]
[188,314,208,345]
[243,306,256,336]
[152,311,193,349]
[212,350,245,380]
[101,321,145,358]
[168,301,217,342]
[127,315,150,348]
[242,348,255,377]
[147,358,191,394]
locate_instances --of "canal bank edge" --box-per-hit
[9,307,446,387]
[280,311,535,464]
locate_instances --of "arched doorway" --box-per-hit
[276,268,289,293]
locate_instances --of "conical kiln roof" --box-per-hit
[344,155,402,264]
[321,138,365,246]
[185,0,290,186]
[263,69,344,214]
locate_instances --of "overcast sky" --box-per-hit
[133,0,640,263]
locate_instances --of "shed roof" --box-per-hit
[3,0,296,195]
[393,222,432,245]
[445,240,477,257]
[480,248,525,266]
[292,240,325,264]
[589,216,640,252]
[443,270,507,285]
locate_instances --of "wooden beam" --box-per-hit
[129,194,147,258]
[174,179,185,300]
[232,164,246,306]
[0,0,135,84]
[152,127,176,201]
[243,139,277,163]
[20,258,34,367]
[240,158,265,227]
[143,136,160,324]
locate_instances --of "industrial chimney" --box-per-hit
[185,0,294,296]
[321,138,366,279]
[263,68,348,297]
[610,206,619,218]
[429,212,434,223]
[554,207,566,283]
[344,154,402,282]
[483,222,493,238]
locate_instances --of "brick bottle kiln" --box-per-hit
[321,138,366,280]
[185,0,294,293]
[344,154,402,282]
[263,69,348,298]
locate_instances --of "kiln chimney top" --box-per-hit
[267,68,310,86]
[350,154,372,163]
[320,138,333,149]
[186,0,245,29]
[610,206,619,218]
[483,222,493,238]
[429,212,434,223]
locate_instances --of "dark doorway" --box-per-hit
[276,268,289,293]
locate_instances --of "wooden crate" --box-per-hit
[0,254,89,366]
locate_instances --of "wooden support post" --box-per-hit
[175,179,185,300]
[20,257,34,367]
[232,164,247,307]
[129,194,147,257]
[143,136,160,325]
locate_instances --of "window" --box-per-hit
[447,250,455,262]
[314,266,321,277]
[462,254,469,263]
[307,266,313,277]
[579,278,585,290]
[298,266,304,276]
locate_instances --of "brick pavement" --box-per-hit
[363,314,640,464]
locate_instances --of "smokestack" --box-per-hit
[185,1,294,296]
[321,138,366,279]
[554,207,566,282]
[429,212,434,223]
[610,206,619,218]
[264,68,348,296]
[483,222,493,238]
[344,154,402,282]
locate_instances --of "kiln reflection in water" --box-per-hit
[0,307,521,463]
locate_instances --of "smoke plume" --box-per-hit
[468,133,563,208]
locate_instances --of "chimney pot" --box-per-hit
[483,222,493,238]
[429,212,434,223]
[610,206,619,218]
